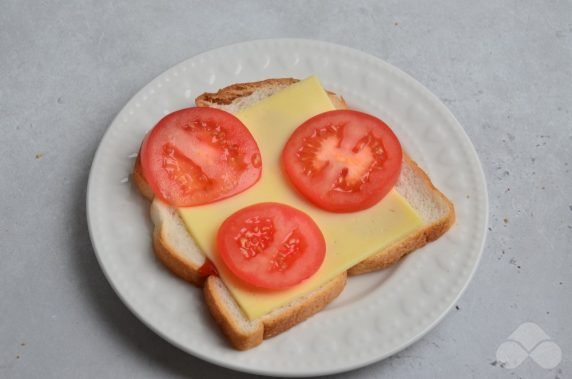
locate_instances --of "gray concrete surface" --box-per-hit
[1,0,571,378]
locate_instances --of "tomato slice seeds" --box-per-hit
[217,203,326,289]
[282,110,402,212]
[140,107,262,207]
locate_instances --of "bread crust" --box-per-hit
[261,272,347,340]
[196,78,299,106]
[203,277,265,350]
[347,155,456,275]
[204,273,347,350]
[131,78,455,350]
[153,223,206,286]
[132,154,154,201]
[196,77,348,110]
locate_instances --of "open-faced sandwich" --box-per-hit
[132,76,455,350]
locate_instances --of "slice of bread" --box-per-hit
[204,272,347,350]
[132,78,454,350]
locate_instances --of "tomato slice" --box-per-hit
[140,107,262,207]
[282,110,402,212]
[216,203,326,289]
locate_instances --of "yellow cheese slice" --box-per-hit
[179,76,423,319]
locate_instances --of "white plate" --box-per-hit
[87,39,487,377]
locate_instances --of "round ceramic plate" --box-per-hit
[87,39,487,376]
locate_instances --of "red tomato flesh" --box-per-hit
[198,259,219,278]
[216,203,326,289]
[282,110,402,212]
[140,107,262,207]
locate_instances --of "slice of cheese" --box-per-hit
[179,77,423,320]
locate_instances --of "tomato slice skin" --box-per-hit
[140,107,262,207]
[282,110,402,212]
[216,203,326,289]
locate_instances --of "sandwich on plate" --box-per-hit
[132,76,455,350]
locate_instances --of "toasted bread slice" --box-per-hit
[132,78,455,350]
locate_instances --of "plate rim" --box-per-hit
[86,38,488,377]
